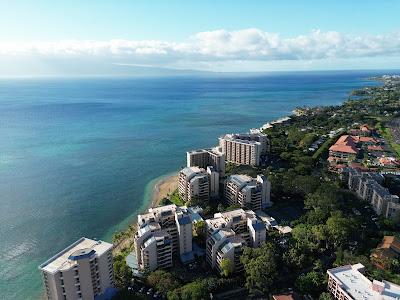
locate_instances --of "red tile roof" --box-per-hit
[361,124,372,132]
[349,162,370,171]
[329,135,359,154]
[367,145,384,151]
[379,157,400,166]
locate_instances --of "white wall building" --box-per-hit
[205,209,266,273]
[39,238,114,300]
[179,166,217,202]
[224,174,271,210]
[327,263,400,299]
[348,168,400,219]
[135,205,203,271]
[187,147,225,176]
[219,133,269,166]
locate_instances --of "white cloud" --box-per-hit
[0,28,399,73]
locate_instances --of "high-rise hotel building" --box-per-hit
[224,174,271,211]
[39,238,114,300]
[134,204,203,271]
[205,209,266,274]
[178,166,220,201]
[219,133,270,166]
[186,147,226,176]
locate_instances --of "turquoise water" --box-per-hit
[0,71,388,299]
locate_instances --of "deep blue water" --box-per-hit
[0,71,391,299]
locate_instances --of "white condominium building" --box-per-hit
[219,133,270,166]
[39,238,114,300]
[348,168,400,219]
[187,147,226,176]
[327,263,400,299]
[179,166,219,202]
[205,209,266,273]
[135,204,203,271]
[224,174,271,211]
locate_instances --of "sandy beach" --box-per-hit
[150,173,179,207]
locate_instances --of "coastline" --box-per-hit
[149,173,179,208]
[108,172,179,255]
[106,75,387,269]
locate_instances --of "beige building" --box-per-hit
[224,174,271,210]
[178,166,219,202]
[134,205,203,271]
[219,133,269,166]
[39,238,114,300]
[327,263,400,299]
[187,147,225,176]
[205,209,266,273]
[348,168,400,219]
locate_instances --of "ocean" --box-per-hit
[0,70,389,299]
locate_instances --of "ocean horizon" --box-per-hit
[0,70,395,300]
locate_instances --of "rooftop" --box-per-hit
[39,237,112,274]
[180,166,206,179]
[328,264,400,299]
[228,174,254,187]
[329,135,359,154]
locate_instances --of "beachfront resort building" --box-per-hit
[178,166,220,201]
[348,168,400,219]
[328,135,359,165]
[187,147,225,176]
[134,204,203,271]
[205,209,266,274]
[219,133,270,166]
[327,263,400,299]
[224,174,271,210]
[39,237,114,300]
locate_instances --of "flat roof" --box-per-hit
[228,174,254,186]
[180,166,205,178]
[39,237,113,274]
[328,264,400,299]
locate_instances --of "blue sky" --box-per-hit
[0,0,399,75]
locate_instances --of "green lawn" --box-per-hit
[170,189,185,206]
[376,122,400,157]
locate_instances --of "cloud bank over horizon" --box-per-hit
[1,28,400,75]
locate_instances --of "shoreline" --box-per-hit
[111,172,179,255]
[149,173,179,208]
[109,77,385,254]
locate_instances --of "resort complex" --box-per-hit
[219,133,270,166]
[224,174,271,210]
[178,166,219,202]
[134,204,203,271]
[186,147,226,176]
[39,238,114,300]
[39,75,400,300]
[205,209,267,273]
[348,168,400,219]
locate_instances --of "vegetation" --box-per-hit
[113,254,133,288]
[240,242,278,293]
[112,76,400,299]
[169,189,185,206]
[376,122,400,157]
[147,270,181,294]
[220,258,233,277]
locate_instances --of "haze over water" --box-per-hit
[0,71,386,299]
